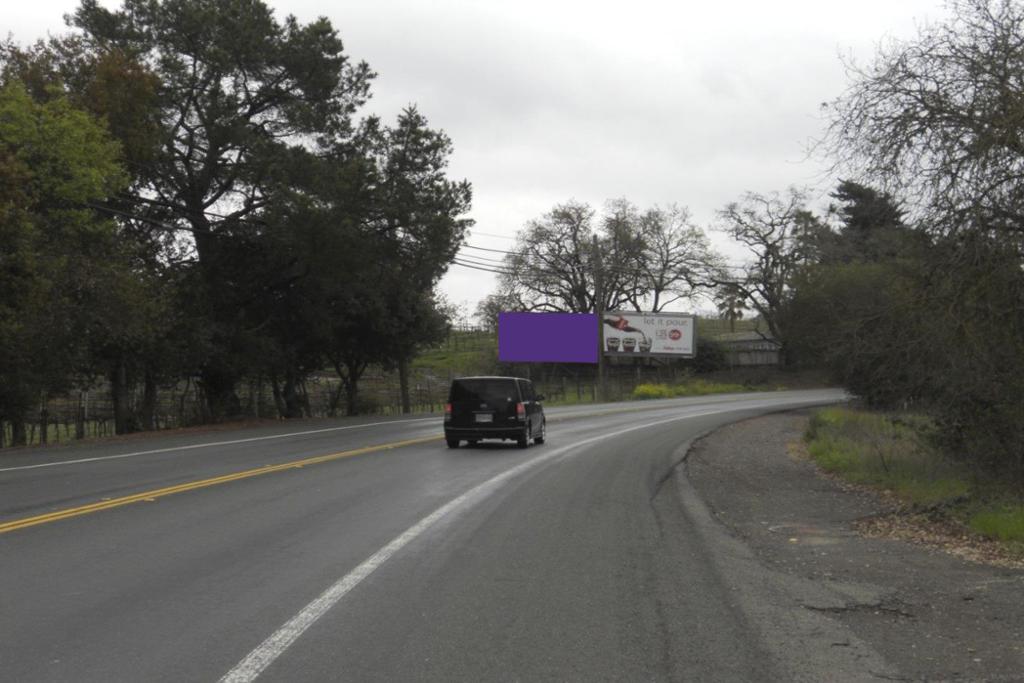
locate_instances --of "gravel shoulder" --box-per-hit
[685,411,1024,682]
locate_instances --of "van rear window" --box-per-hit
[450,379,518,403]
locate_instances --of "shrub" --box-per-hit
[683,339,729,373]
[632,383,673,400]
[805,407,970,505]
[631,380,751,400]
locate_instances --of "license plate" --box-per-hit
[475,413,493,423]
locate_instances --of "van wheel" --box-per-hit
[516,427,529,449]
[446,439,460,449]
[534,420,546,445]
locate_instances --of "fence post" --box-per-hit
[254,379,260,418]
[39,405,49,445]
[76,392,86,439]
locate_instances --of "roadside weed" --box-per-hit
[631,380,764,400]
[805,408,969,506]
[969,507,1024,542]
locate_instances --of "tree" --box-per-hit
[475,292,524,330]
[598,198,648,312]
[0,81,129,443]
[2,39,215,435]
[629,204,720,312]
[0,1,473,432]
[714,284,746,332]
[364,107,472,413]
[246,106,471,418]
[68,0,376,419]
[817,0,1024,473]
[823,0,1024,244]
[500,201,603,313]
[715,188,819,345]
[781,180,1024,478]
[808,180,925,265]
[494,199,718,315]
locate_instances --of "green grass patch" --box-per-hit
[969,507,1024,542]
[806,407,1024,560]
[805,408,970,506]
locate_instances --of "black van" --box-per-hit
[444,376,546,449]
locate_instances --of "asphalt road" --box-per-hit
[0,390,847,682]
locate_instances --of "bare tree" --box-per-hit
[497,200,640,313]
[490,199,722,315]
[600,198,648,312]
[823,0,1024,243]
[716,188,818,342]
[627,204,720,312]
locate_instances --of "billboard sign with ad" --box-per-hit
[498,312,599,364]
[602,311,696,357]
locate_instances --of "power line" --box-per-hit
[459,240,749,275]
[454,251,507,266]
[90,195,750,283]
[455,255,507,270]
[461,243,518,256]
[458,241,749,281]
[467,230,517,241]
[451,259,507,275]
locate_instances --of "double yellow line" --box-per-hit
[0,435,441,535]
[0,399,735,536]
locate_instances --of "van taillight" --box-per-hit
[444,403,452,421]
[516,402,526,419]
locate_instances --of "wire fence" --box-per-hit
[0,321,773,449]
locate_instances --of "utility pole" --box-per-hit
[593,234,606,402]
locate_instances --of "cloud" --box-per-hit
[11,0,944,310]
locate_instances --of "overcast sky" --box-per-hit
[9,0,945,317]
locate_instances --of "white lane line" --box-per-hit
[219,397,830,683]
[0,418,437,473]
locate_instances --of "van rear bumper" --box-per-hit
[445,425,524,441]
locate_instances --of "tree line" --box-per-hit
[0,0,471,445]
[483,0,1024,481]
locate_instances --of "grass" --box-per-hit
[632,380,758,400]
[412,347,494,376]
[805,407,969,506]
[969,507,1024,543]
[805,406,1024,548]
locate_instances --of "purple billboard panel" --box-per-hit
[498,312,599,364]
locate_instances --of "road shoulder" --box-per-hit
[685,411,1024,681]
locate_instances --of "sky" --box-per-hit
[7,0,945,318]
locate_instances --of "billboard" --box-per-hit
[602,311,696,357]
[498,312,599,364]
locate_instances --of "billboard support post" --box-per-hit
[593,235,606,402]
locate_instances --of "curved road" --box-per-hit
[0,390,846,682]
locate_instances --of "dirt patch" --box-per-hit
[788,436,1024,570]
[687,411,1024,682]
[855,514,1024,570]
